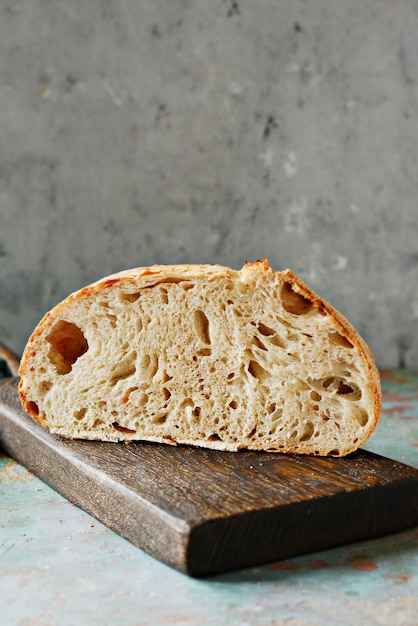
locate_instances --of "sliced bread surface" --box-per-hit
[18,260,381,456]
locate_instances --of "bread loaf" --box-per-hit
[18,260,381,456]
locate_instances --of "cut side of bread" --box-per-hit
[18,260,381,456]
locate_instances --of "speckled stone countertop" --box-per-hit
[1,370,417,625]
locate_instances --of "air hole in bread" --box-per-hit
[46,320,89,375]
[107,315,117,329]
[138,393,148,406]
[251,336,267,351]
[271,408,283,421]
[180,398,194,413]
[337,379,360,398]
[138,353,159,380]
[112,422,136,434]
[142,277,184,289]
[268,334,285,348]
[299,421,314,442]
[122,386,138,403]
[74,407,87,421]
[208,433,223,441]
[247,427,257,438]
[197,348,212,357]
[310,390,322,402]
[110,358,137,383]
[27,400,39,416]
[162,370,173,383]
[39,380,52,395]
[329,331,354,349]
[121,291,141,303]
[353,409,369,427]
[148,354,159,379]
[281,282,314,315]
[229,400,238,409]
[257,323,285,347]
[156,414,168,424]
[311,376,362,401]
[180,281,195,291]
[141,354,150,369]
[257,322,276,337]
[194,309,211,345]
[162,387,171,401]
[328,449,341,456]
[248,360,270,382]
[159,287,169,304]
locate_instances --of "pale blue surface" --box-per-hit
[1,371,418,625]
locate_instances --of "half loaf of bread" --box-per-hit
[18,260,381,456]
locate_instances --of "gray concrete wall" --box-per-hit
[1,1,418,368]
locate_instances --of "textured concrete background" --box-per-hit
[0,1,417,367]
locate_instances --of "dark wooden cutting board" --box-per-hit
[1,377,417,577]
